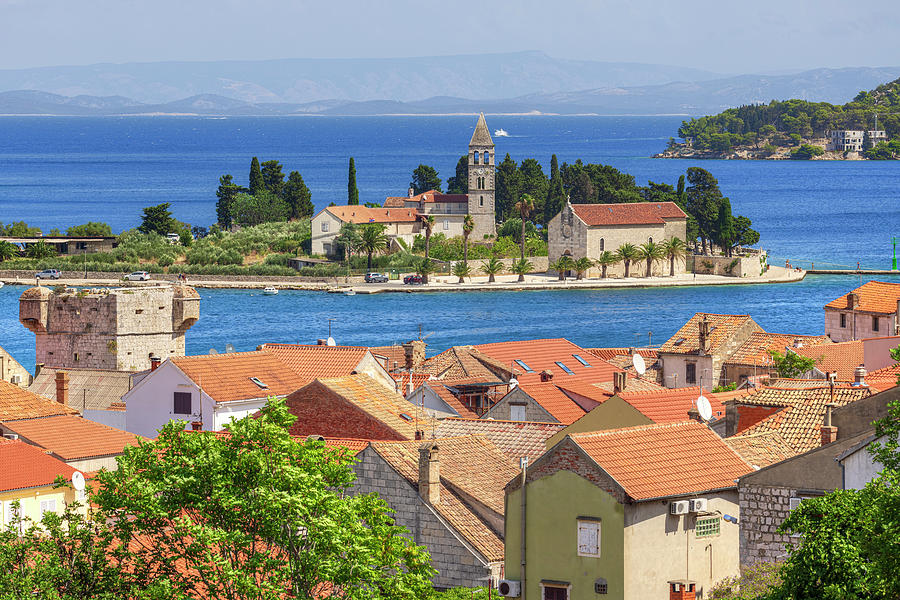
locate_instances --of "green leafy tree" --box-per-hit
[283,171,314,220]
[334,222,360,263]
[513,194,535,261]
[452,260,471,283]
[638,241,664,277]
[0,240,18,261]
[550,255,576,281]
[248,156,265,196]
[715,198,736,256]
[790,144,825,160]
[544,169,566,225]
[685,167,725,255]
[409,165,442,195]
[66,222,112,237]
[216,174,246,229]
[549,154,559,181]
[768,349,817,379]
[708,561,781,599]
[481,257,504,283]
[358,223,389,270]
[348,157,359,205]
[261,160,285,197]
[511,258,533,283]
[230,192,290,227]
[138,203,178,235]
[0,221,41,236]
[662,237,687,276]
[573,257,593,280]
[518,159,548,216]
[615,243,639,278]
[462,214,475,265]
[595,250,618,278]
[445,155,468,194]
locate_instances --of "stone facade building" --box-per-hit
[0,346,32,387]
[823,280,900,342]
[466,113,497,240]
[19,285,199,372]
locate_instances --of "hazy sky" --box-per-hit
[2,0,898,72]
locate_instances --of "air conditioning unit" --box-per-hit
[689,498,708,513]
[498,580,521,597]
[670,500,689,515]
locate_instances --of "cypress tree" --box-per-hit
[550,154,559,181]
[348,157,359,205]
[249,157,264,196]
[284,171,314,219]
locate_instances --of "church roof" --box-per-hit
[469,113,494,147]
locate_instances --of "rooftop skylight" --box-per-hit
[249,377,268,389]
[555,362,575,375]
[514,359,534,373]
[573,354,592,367]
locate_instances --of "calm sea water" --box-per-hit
[0,116,898,372]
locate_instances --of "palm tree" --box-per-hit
[0,240,18,262]
[25,240,56,260]
[511,258,533,283]
[662,237,688,276]
[452,261,471,283]
[334,222,359,268]
[417,257,436,284]
[513,194,535,261]
[615,243,639,278]
[421,215,435,259]
[638,241,665,278]
[481,257,505,283]
[595,251,618,279]
[357,223,389,271]
[462,214,475,265]
[551,255,576,281]
[574,257,594,280]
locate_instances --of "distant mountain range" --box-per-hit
[0,53,898,117]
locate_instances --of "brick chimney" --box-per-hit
[698,318,711,354]
[540,369,554,383]
[669,581,696,600]
[418,442,440,504]
[54,370,69,406]
[613,371,627,394]
[821,402,838,445]
[150,356,161,371]
[402,340,426,370]
[847,292,859,309]
[190,421,202,431]
[854,365,867,386]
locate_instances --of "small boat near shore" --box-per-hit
[262,286,278,295]
[344,289,357,296]
[494,128,509,137]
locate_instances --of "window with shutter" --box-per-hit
[510,404,527,422]
[40,499,57,515]
[576,519,601,556]
[173,392,192,415]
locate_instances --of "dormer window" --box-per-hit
[249,377,268,389]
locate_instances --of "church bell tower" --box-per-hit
[467,113,497,239]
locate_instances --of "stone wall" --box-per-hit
[455,256,550,276]
[484,387,557,422]
[353,448,495,589]
[687,253,767,278]
[738,484,798,566]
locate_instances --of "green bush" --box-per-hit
[263,253,294,266]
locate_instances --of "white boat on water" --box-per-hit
[344,289,357,296]
[0,281,4,288]
[262,286,278,295]
[494,128,509,137]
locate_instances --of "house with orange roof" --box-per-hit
[658,313,763,391]
[406,380,480,418]
[353,435,519,589]
[0,437,87,529]
[434,418,565,463]
[547,199,687,278]
[474,338,622,386]
[824,280,900,342]
[310,205,420,256]
[722,332,831,385]
[503,421,752,600]
[791,335,900,381]
[0,378,79,422]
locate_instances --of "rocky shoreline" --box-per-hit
[653,143,864,161]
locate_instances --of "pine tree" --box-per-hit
[261,160,285,197]
[347,158,359,205]
[544,174,566,225]
[216,174,246,229]
[446,155,468,194]
[283,171,314,219]
[249,157,264,196]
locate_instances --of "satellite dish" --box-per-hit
[508,377,518,389]
[209,348,219,355]
[225,343,236,354]
[696,395,713,421]
[326,336,336,347]
[71,471,85,492]
[632,354,647,376]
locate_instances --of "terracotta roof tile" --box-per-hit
[382,197,408,208]
[369,345,410,370]
[325,206,418,224]
[0,379,79,421]
[513,382,588,424]
[868,362,900,388]
[258,344,372,384]
[171,351,305,404]
[570,421,752,500]
[725,430,795,469]
[825,281,900,314]
[29,367,133,411]
[323,438,370,455]
[420,346,513,381]
[435,418,564,462]
[0,437,78,492]
[617,386,729,423]
[586,348,658,362]
[726,332,832,367]
[572,202,686,226]
[3,415,145,461]
[475,338,621,385]
[659,313,761,355]
[793,341,864,380]
[372,435,518,561]
[423,382,479,418]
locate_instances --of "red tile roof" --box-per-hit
[571,202,686,226]
[570,421,751,500]
[325,206,419,224]
[420,346,513,381]
[382,197,408,208]
[513,382,588,424]
[435,418,564,462]
[586,348,658,361]
[258,344,373,384]
[422,382,479,418]
[726,332,832,367]
[724,430,795,469]
[825,281,900,314]
[793,341,864,380]
[658,313,761,356]
[3,415,145,461]
[868,362,900,389]
[0,438,78,492]
[171,351,305,404]
[617,386,729,423]
[0,379,79,421]
[475,338,621,385]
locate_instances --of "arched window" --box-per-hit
[473,151,479,164]
[483,151,490,165]
[599,238,604,251]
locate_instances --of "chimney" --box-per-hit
[190,421,202,431]
[847,292,859,309]
[150,356,161,371]
[402,340,426,370]
[854,365,867,386]
[317,339,328,346]
[687,405,702,423]
[540,369,554,383]
[55,370,69,406]
[821,402,838,445]
[723,399,739,437]
[613,371,627,394]
[408,187,415,198]
[418,442,440,504]
[698,318,711,354]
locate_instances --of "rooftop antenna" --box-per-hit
[327,318,336,346]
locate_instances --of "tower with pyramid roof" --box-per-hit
[467,113,497,239]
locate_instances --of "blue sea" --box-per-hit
[0,116,898,371]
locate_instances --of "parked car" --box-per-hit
[364,272,389,283]
[124,271,151,281]
[35,269,61,280]
[403,274,423,285]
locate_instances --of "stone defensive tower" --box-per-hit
[20,284,199,372]
[467,113,497,239]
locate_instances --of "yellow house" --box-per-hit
[0,437,84,529]
[503,421,752,600]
